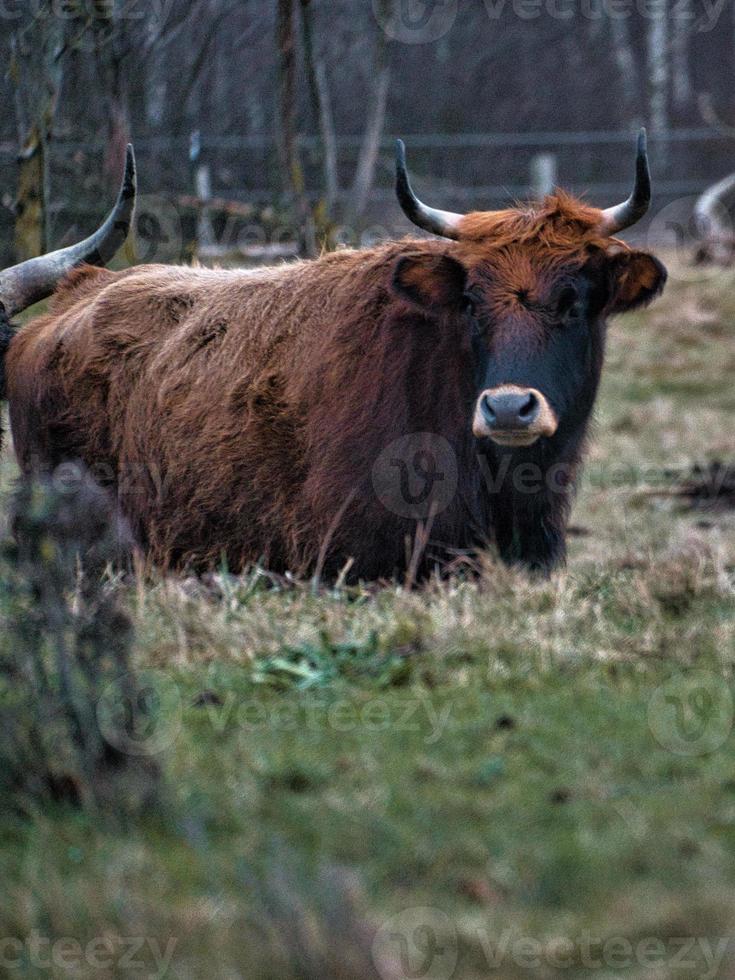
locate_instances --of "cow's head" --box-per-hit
[390,131,666,450]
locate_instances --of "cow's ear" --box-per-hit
[607,250,667,314]
[392,252,467,311]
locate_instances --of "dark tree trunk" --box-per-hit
[10,5,66,259]
[300,0,338,248]
[277,0,316,257]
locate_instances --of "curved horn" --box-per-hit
[694,171,735,241]
[599,128,651,236]
[0,144,137,318]
[395,139,463,239]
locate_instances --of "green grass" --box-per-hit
[2,255,735,978]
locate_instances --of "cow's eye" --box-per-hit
[557,286,582,322]
[462,293,477,317]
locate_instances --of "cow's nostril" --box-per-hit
[480,393,496,424]
[518,392,539,422]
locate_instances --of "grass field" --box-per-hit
[2,253,735,979]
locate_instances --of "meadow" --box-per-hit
[2,251,735,979]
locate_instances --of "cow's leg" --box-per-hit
[493,477,572,575]
[512,497,568,573]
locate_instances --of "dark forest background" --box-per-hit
[1,0,734,264]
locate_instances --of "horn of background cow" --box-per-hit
[598,128,651,236]
[395,139,464,240]
[0,144,137,319]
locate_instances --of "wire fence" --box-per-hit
[1,126,730,152]
[0,127,732,262]
[1,127,730,201]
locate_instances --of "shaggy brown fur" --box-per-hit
[4,194,666,578]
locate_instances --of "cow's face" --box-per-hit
[391,131,667,450]
[391,241,666,449]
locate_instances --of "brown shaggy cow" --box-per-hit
[1,133,666,579]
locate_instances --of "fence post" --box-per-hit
[190,130,216,252]
[530,153,557,201]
